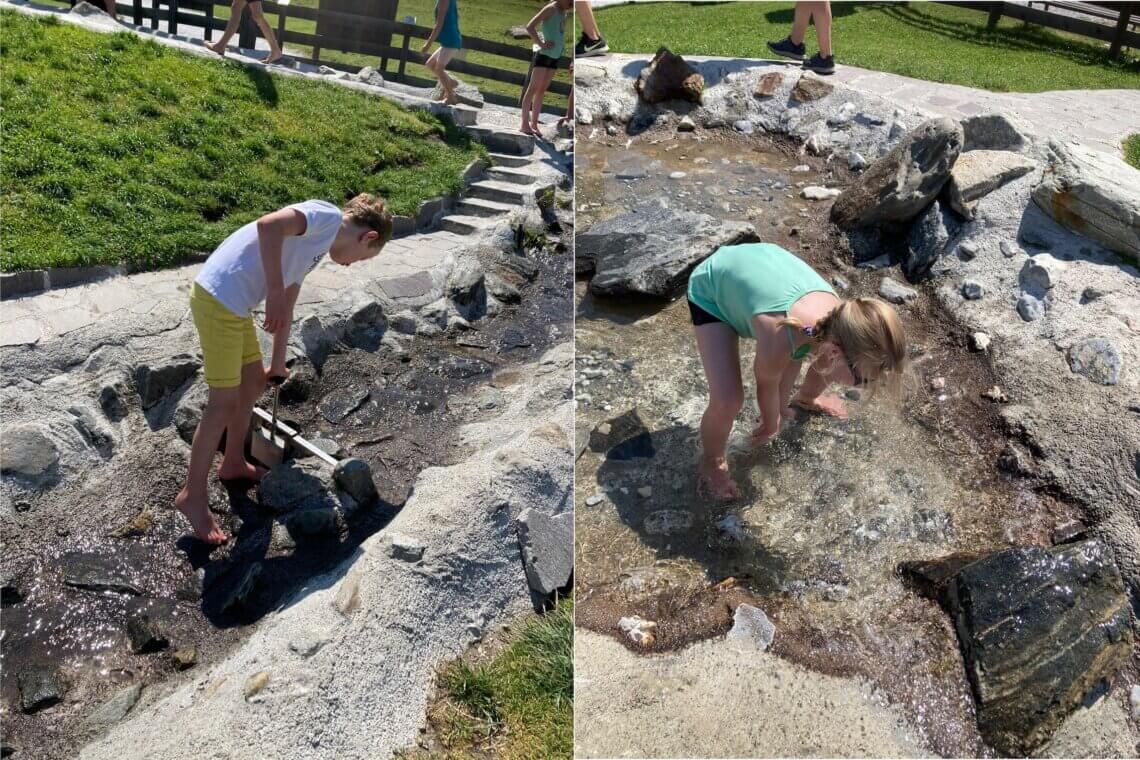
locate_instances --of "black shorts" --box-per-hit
[532,53,560,69]
[688,298,724,327]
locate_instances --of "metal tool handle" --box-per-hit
[267,375,285,431]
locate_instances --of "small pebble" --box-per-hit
[669,171,687,180]
[585,494,603,506]
[930,377,946,391]
[637,486,652,498]
[971,332,991,352]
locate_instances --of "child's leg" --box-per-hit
[809,1,833,57]
[520,74,540,132]
[561,81,574,124]
[694,322,744,499]
[218,359,268,480]
[529,69,556,129]
[435,48,459,102]
[790,1,812,45]
[206,0,248,54]
[175,387,237,544]
[248,1,284,62]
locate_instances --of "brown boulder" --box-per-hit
[791,74,833,103]
[636,47,704,104]
[753,72,783,98]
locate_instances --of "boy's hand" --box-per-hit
[263,290,291,334]
[265,364,290,385]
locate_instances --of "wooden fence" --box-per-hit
[85,0,572,112]
[938,1,1138,59]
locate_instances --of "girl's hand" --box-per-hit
[539,39,554,49]
[793,393,849,419]
[420,40,432,54]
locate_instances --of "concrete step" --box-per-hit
[466,125,535,156]
[467,179,541,205]
[487,152,533,169]
[456,197,518,218]
[440,214,497,235]
[486,165,541,186]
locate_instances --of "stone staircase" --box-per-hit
[438,129,563,238]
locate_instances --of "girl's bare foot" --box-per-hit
[521,124,538,136]
[205,41,226,56]
[173,488,228,545]
[217,460,268,483]
[781,406,796,419]
[792,393,849,419]
[697,458,742,502]
[265,51,283,64]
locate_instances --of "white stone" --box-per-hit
[727,604,775,650]
[801,186,841,200]
[618,616,656,647]
[585,494,604,506]
[971,332,991,351]
[637,486,652,498]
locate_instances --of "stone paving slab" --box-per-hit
[0,228,474,346]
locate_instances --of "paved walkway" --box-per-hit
[0,229,470,347]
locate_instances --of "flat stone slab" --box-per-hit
[379,271,435,300]
[946,150,1036,218]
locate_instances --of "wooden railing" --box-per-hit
[938,1,1138,59]
[82,0,572,111]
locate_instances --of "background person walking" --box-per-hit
[205,0,284,64]
[767,0,835,74]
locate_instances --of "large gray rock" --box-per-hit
[580,206,758,298]
[259,460,337,513]
[960,112,1029,152]
[430,76,483,108]
[1067,337,1122,385]
[903,200,951,282]
[909,540,1133,755]
[516,508,573,596]
[1,424,59,481]
[1031,138,1140,258]
[945,150,1036,218]
[133,355,200,410]
[19,666,64,713]
[831,118,964,229]
[878,278,917,304]
[635,47,704,104]
[81,684,143,734]
[333,457,379,506]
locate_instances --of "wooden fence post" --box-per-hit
[133,0,142,27]
[986,1,1003,29]
[169,0,179,35]
[1108,2,1134,59]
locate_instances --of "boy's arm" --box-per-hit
[256,207,306,335]
[268,282,301,377]
[527,5,556,48]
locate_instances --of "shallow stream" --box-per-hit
[574,131,1079,757]
[1,236,572,759]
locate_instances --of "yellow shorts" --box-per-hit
[189,282,262,388]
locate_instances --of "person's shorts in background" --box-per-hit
[189,282,262,388]
[533,52,559,69]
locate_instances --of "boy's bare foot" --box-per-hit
[173,488,228,545]
[697,458,742,502]
[217,460,269,483]
[792,393,848,419]
[205,40,226,56]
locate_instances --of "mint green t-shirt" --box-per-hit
[540,9,566,60]
[687,243,835,338]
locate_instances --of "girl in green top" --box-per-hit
[687,243,907,501]
[520,0,573,136]
[422,0,463,105]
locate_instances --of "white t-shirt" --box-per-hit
[195,200,343,317]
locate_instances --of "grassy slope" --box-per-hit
[596,0,1140,92]
[424,597,573,759]
[1125,134,1140,169]
[0,11,484,272]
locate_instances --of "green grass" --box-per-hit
[426,596,573,759]
[286,0,572,111]
[0,11,484,273]
[1125,134,1140,169]
[596,1,1140,92]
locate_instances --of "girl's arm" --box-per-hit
[256,207,307,334]
[753,356,784,445]
[527,4,557,48]
[268,282,301,377]
[793,362,829,405]
[425,0,448,45]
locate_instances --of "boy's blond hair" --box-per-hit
[345,193,394,248]
[781,297,907,393]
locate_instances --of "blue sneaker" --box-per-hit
[767,36,806,61]
[803,52,836,75]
